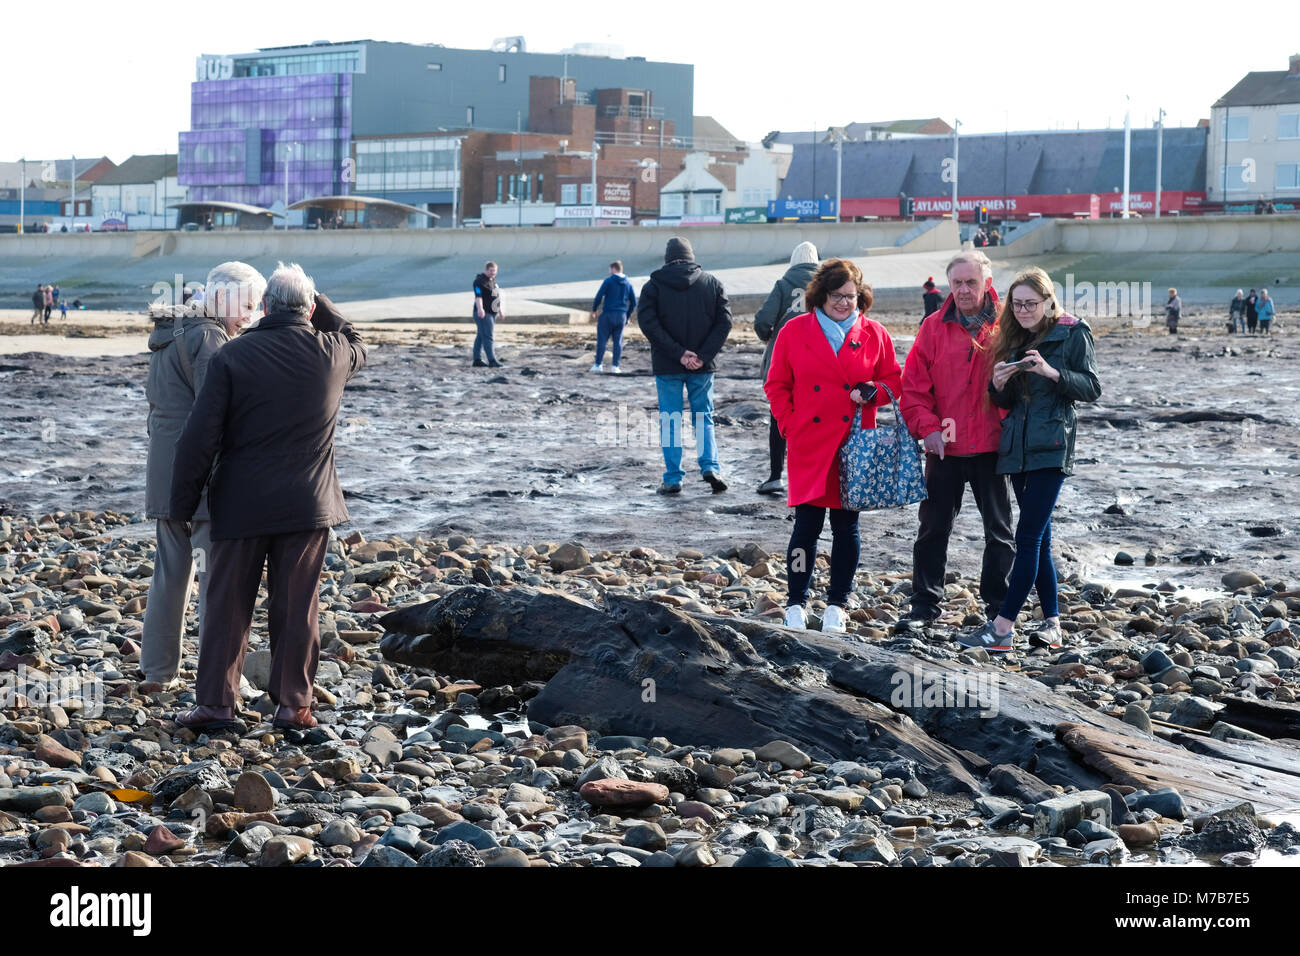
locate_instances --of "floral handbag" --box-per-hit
[839,383,928,511]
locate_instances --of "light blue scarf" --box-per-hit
[815,307,859,354]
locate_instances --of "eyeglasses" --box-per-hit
[1011,299,1045,312]
[827,292,857,304]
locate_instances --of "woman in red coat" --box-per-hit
[764,258,903,632]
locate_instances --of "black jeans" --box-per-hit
[787,504,860,607]
[768,415,786,480]
[911,452,1014,615]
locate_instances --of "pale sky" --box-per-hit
[4,0,1297,163]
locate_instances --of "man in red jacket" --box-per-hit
[900,251,1013,623]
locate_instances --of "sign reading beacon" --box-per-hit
[196,56,235,82]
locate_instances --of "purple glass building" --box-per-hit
[180,67,352,208]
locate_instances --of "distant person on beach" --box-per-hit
[989,228,1002,247]
[170,263,366,732]
[1165,287,1181,334]
[42,285,53,323]
[921,276,943,320]
[1258,289,1275,334]
[1230,290,1246,334]
[589,260,636,374]
[754,240,819,496]
[140,261,266,686]
[30,286,43,324]
[1246,289,1259,333]
[901,250,1014,624]
[58,300,67,320]
[765,257,902,634]
[973,227,988,248]
[51,285,60,310]
[960,266,1100,653]
[638,237,732,496]
[472,260,504,368]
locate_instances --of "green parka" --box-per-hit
[989,315,1101,476]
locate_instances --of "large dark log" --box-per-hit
[380,586,985,794]
[378,586,1300,810]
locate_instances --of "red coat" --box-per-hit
[900,287,1006,455]
[764,312,903,508]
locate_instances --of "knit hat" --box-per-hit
[665,237,694,263]
[789,241,818,265]
[923,276,936,290]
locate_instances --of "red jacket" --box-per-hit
[900,287,1005,456]
[765,312,903,508]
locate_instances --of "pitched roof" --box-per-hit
[662,158,727,194]
[780,127,1208,198]
[1214,63,1300,108]
[95,154,178,186]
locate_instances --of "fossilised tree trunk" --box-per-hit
[378,585,1300,810]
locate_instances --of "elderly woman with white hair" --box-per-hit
[140,261,266,687]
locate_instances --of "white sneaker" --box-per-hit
[590,363,603,373]
[822,605,848,633]
[610,365,622,374]
[784,605,807,629]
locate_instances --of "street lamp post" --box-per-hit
[283,141,298,230]
[591,141,599,227]
[1155,107,1165,218]
[952,121,960,223]
[516,110,522,228]
[18,158,24,236]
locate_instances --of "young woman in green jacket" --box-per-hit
[959,267,1101,652]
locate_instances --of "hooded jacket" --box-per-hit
[636,259,732,376]
[989,314,1101,476]
[145,309,230,519]
[754,260,818,380]
[592,272,637,318]
[900,287,1005,456]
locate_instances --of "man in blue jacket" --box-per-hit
[590,260,636,373]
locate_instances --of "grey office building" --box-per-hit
[180,39,693,216]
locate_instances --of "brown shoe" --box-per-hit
[174,704,242,733]
[272,705,317,730]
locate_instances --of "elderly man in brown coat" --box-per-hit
[170,262,366,732]
[140,261,265,687]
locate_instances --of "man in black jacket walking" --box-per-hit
[637,237,732,495]
[169,262,366,732]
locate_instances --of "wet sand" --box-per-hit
[0,312,1294,595]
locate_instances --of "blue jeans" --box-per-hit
[787,504,860,606]
[999,468,1066,622]
[472,311,498,365]
[595,312,627,366]
[655,373,719,484]
[1233,313,1245,333]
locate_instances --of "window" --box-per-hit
[1219,164,1252,192]
[466,106,474,125]
[661,192,685,217]
[561,183,577,204]
[136,195,151,214]
[496,175,504,203]
[537,172,544,201]
[580,183,594,204]
[498,64,507,83]
[1278,164,1300,190]
[521,173,530,201]
[1224,115,1250,141]
[1280,114,1300,140]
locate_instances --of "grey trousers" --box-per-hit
[140,517,211,682]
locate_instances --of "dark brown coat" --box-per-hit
[169,293,366,539]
